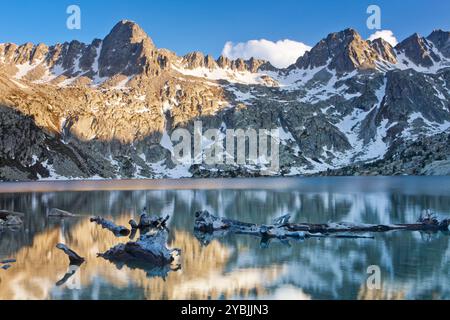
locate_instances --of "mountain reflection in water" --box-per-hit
[0,177,449,300]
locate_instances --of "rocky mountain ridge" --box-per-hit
[0,20,449,180]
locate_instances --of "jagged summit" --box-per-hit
[2,21,449,84]
[180,51,274,73]
[295,28,390,72]
[395,33,440,68]
[104,20,154,46]
[98,20,157,78]
[368,38,397,64]
[427,29,450,57]
[291,27,450,73]
[182,51,217,69]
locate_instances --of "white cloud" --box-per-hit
[367,30,398,47]
[221,39,311,69]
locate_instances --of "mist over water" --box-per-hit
[0,177,449,300]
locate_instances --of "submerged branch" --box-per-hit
[129,208,170,232]
[47,208,79,218]
[98,217,181,272]
[56,264,82,287]
[90,216,131,237]
[56,243,85,265]
[194,210,450,245]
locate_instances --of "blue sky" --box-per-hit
[1,0,449,57]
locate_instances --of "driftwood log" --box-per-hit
[98,213,180,270]
[194,210,450,244]
[1,259,16,264]
[56,243,85,265]
[0,210,24,229]
[56,264,82,287]
[47,208,78,218]
[0,257,15,270]
[55,244,84,286]
[0,210,24,219]
[129,208,170,232]
[90,216,131,237]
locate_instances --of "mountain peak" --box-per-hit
[396,33,438,67]
[427,29,450,58]
[369,37,397,64]
[322,28,361,44]
[106,20,153,46]
[428,29,449,37]
[98,20,157,78]
[295,28,380,73]
[335,28,359,38]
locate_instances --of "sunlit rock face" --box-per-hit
[295,28,384,72]
[0,22,449,180]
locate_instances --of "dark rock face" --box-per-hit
[59,41,86,72]
[320,132,450,176]
[0,106,115,181]
[380,69,450,124]
[79,39,102,71]
[427,30,450,58]
[395,33,440,67]
[303,118,351,155]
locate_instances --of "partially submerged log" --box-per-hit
[98,228,181,268]
[55,244,84,286]
[56,243,85,265]
[194,210,450,243]
[47,208,78,218]
[287,210,450,234]
[194,210,308,240]
[0,210,24,219]
[99,210,180,278]
[0,259,16,264]
[56,264,82,287]
[0,210,23,228]
[91,209,180,277]
[90,216,130,237]
[129,208,170,232]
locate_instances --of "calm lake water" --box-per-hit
[0,176,449,300]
